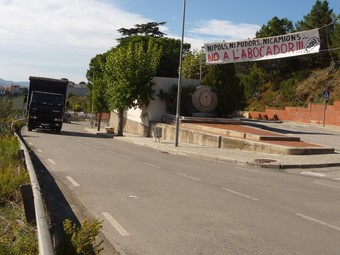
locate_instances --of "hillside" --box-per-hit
[246,64,340,111]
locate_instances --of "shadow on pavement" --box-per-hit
[246,122,335,136]
[28,149,80,247]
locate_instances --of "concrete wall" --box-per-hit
[109,77,201,136]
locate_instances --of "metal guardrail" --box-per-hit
[13,122,55,255]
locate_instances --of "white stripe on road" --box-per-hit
[295,213,340,232]
[236,167,259,172]
[144,162,161,168]
[122,154,134,160]
[222,187,259,201]
[94,146,102,149]
[177,173,200,181]
[47,159,56,165]
[313,181,340,189]
[66,176,80,187]
[37,149,43,153]
[102,212,130,236]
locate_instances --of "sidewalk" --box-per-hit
[84,126,340,181]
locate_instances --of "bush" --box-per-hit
[0,134,37,255]
[0,219,38,255]
[58,218,103,255]
[0,136,29,204]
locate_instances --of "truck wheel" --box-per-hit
[27,124,32,131]
[55,128,61,134]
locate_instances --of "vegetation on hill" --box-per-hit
[184,0,340,113]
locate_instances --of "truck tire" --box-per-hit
[27,124,33,131]
[55,127,61,134]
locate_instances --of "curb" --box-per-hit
[84,128,340,171]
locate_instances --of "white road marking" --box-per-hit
[47,159,56,165]
[333,178,340,181]
[144,162,161,168]
[236,167,259,172]
[76,139,81,142]
[177,173,200,181]
[295,213,340,232]
[222,187,259,201]
[106,150,116,154]
[37,149,43,153]
[66,176,80,187]
[84,142,90,145]
[94,146,101,149]
[300,171,326,177]
[313,181,340,189]
[122,154,134,159]
[102,212,130,236]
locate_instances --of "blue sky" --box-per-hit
[0,0,339,83]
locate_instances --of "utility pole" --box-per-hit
[175,0,186,147]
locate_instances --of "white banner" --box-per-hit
[204,29,320,64]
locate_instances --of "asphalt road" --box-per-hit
[22,122,340,255]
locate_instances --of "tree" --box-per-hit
[202,64,244,116]
[105,39,162,136]
[296,0,334,66]
[256,16,294,38]
[117,23,191,77]
[330,14,340,60]
[117,22,167,42]
[87,53,111,131]
[255,16,296,85]
[182,49,210,80]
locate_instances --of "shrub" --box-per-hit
[0,134,37,255]
[58,218,103,255]
[0,136,29,204]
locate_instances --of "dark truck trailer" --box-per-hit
[26,76,68,133]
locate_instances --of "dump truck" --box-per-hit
[26,76,68,133]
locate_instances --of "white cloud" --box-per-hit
[190,19,261,42]
[0,0,150,82]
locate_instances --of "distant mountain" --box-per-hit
[0,78,28,87]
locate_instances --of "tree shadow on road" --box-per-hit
[28,148,81,248]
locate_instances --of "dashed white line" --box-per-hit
[313,181,340,189]
[222,187,259,201]
[47,159,56,165]
[122,154,134,159]
[177,173,200,181]
[102,212,130,236]
[236,167,259,172]
[295,213,340,232]
[144,162,161,168]
[66,176,80,187]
